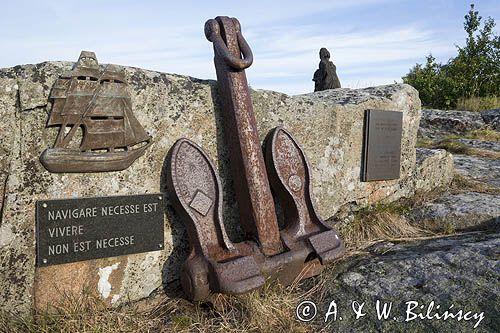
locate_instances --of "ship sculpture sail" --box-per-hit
[40,51,152,173]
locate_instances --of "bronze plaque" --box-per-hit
[362,109,403,181]
[36,193,164,266]
[40,51,152,173]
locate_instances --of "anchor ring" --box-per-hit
[205,17,253,70]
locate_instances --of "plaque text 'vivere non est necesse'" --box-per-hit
[36,194,164,266]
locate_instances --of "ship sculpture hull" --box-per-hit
[40,142,151,173]
[40,51,152,173]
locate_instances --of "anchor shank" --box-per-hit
[206,16,282,256]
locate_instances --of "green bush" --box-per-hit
[403,4,499,109]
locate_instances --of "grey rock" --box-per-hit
[314,149,453,221]
[0,61,451,314]
[412,148,454,193]
[306,84,414,105]
[307,231,500,332]
[481,108,500,130]
[456,138,500,152]
[419,109,487,139]
[453,154,500,188]
[410,192,500,231]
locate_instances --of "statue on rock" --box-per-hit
[313,47,341,92]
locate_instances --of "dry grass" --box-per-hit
[449,173,500,194]
[416,136,466,152]
[0,280,326,333]
[0,288,159,333]
[338,202,432,250]
[419,218,458,235]
[190,280,327,333]
[431,138,469,154]
[2,192,477,332]
[398,188,446,211]
[0,200,439,333]
[465,148,500,159]
[417,134,500,159]
[456,96,499,112]
[165,281,321,333]
[463,129,500,142]
[415,137,434,148]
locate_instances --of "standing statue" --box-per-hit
[313,47,341,91]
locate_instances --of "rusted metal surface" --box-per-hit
[166,139,264,300]
[166,16,345,301]
[264,127,344,265]
[205,17,282,256]
[40,51,152,173]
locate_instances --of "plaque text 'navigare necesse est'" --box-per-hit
[36,194,165,266]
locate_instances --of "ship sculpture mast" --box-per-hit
[40,51,152,173]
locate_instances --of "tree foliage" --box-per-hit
[403,4,499,109]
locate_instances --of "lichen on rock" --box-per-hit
[0,61,452,314]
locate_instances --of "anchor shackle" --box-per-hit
[205,17,253,70]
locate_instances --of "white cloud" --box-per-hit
[1,0,461,95]
[242,23,457,94]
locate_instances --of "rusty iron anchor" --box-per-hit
[166,139,265,301]
[205,16,283,257]
[165,16,345,301]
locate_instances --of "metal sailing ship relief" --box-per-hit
[40,51,152,173]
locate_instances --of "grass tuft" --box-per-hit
[431,138,469,154]
[339,202,431,249]
[463,129,500,142]
[456,96,499,112]
[3,187,489,332]
[449,174,500,194]
[0,288,161,333]
[415,137,434,148]
[0,281,326,333]
[417,134,500,159]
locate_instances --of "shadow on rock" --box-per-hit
[159,148,189,298]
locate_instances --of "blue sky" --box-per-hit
[1,0,498,95]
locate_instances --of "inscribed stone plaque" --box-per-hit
[36,193,164,266]
[362,109,403,181]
